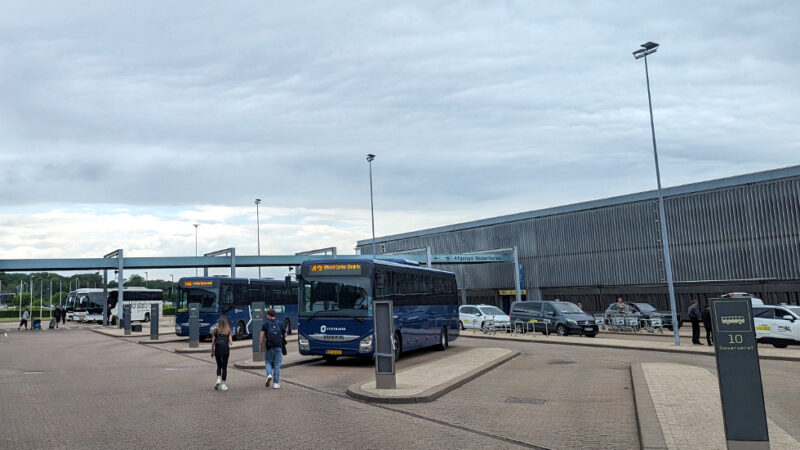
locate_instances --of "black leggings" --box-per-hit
[215,353,229,381]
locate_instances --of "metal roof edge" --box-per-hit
[357,165,800,245]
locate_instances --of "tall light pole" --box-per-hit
[144,272,148,288]
[366,154,377,257]
[633,41,680,346]
[170,274,174,302]
[255,198,262,278]
[193,223,200,276]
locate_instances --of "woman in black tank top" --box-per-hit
[211,316,234,390]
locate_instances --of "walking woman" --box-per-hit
[211,316,233,391]
[18,308,30,331]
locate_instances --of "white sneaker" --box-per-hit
[273,383,280,389]
[214,381,220,390]
[265,375,272,388]
[220,384,228,391]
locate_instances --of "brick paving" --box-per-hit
[642,363,799,449]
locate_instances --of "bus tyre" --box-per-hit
[437,326,448,351]
[283,318,291,335]
[459,321,464,331]
[235,321,247,341]
[144,313,150,322]
[393,332,402,362]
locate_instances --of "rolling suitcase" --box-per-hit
[49,319,56,329]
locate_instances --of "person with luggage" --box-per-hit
[18,309,30,331]
[259,308,286,389]
[211,316,233,391]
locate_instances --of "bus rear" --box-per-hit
[297,261,375,359]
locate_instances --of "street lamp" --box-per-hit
[633,41,680,346]
[366,154,377,257]
[170,274,174,301]
[144,272,148,288]
[255,198,262,278]
[193,223,200,276]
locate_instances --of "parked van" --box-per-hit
[510,300,598,337]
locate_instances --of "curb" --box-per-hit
[345,350,520,404]
[460,334,800,362]
[630,363,668,450]
[138,336,189,344]
[175,342,253,354]
[233,357,324,370]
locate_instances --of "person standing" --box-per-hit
[688,300,701,345]
[259,308,286,389]
[615,297,627,312]
[701,304,713,346]
[61,305,66,324]
[211,316,233,391]
[53,306,62,329]
[18,309,29,331]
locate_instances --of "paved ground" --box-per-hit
[2,326,800,449]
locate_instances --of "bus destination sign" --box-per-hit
[309,263,362,276]
[182,280,215,288]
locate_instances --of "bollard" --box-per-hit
[123,304,131,336]
[188,303,199,348]
[251,302,265,363]
[150,303,159,340]
[373,300,396,389]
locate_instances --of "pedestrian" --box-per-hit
[259,308,286,389]
[702,304,713,346]
[615,297,627,312]
[211,316,233,391]
[18,309,30,331]
[577,302,584,311]
[53,306,62,329]
[61,305,66,324]
[688,299,701,345]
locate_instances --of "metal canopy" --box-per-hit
[0,253,513,272]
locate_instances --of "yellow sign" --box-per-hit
[756,326,771,331]
[183,281,214,287]
[499,289,527,296]
[310,263,362,274]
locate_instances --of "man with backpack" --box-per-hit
[259,308,286,389]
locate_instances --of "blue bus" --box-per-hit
[174,277,298,340]
[297,258,460,361]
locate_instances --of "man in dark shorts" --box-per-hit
[18,309,30,331]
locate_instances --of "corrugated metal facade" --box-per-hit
[356,167,800,311]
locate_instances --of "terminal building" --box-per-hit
[356,166,800,315]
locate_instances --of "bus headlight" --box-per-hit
[359,335,373,353]
[298,336,309,351]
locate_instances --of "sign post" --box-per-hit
[373,300,396,389]
[251,302,265,363]
[123,304,131,336]
[188,302,199,348]
[150,303,159,340]
[710,297,769,449]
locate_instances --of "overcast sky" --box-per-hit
[1,1,798,280]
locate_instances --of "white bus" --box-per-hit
[72,288,164,324]
[66,289,108,322]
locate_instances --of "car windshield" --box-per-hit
[553,302,583,314]
[299,277,372,317]
[176,287,219,313]
[478,306,505,316]
[634,303,656,312]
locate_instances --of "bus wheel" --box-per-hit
[235,321,247,341]
[283,318,291,335]
[144,313,150,322]
[393,332,402,362]
[437,326,448,351]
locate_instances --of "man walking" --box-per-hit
[688,299,702,345]
[701,304,713,346]
[18,308,29,331]
[53,306,62,328]
[259,308,286,389]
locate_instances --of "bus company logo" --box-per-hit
[320,325,345,333]
[721,315,745,325]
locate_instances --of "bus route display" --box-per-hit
[710,297,769,448]
[307,263,363,276]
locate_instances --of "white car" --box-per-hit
[458,304,511,331]
[752,304,800,348]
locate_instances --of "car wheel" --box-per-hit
[772,343,788,348]
[393,332,402,362]
[459,321,465,331]
[283,318,291,335]
[437,326,448,351]
[235,321,247,341]
[556,324,567,336]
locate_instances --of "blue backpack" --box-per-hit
[266,320,282,349]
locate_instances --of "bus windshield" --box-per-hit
[176,287,219,313]
[299,277,372,317]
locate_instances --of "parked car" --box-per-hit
[458,304,511,331]
[752,304,800,348]
[510,300,598,337]
[603,302,682,330]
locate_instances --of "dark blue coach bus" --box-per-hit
[174,277,298,339]
[297,258,460,361]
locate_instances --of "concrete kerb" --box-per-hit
[174,334,299,354]
[138,336,188,344]
[346,349,520,404]
[233,356,324,370]
[461,334,800,362]
[630,363,668,450]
